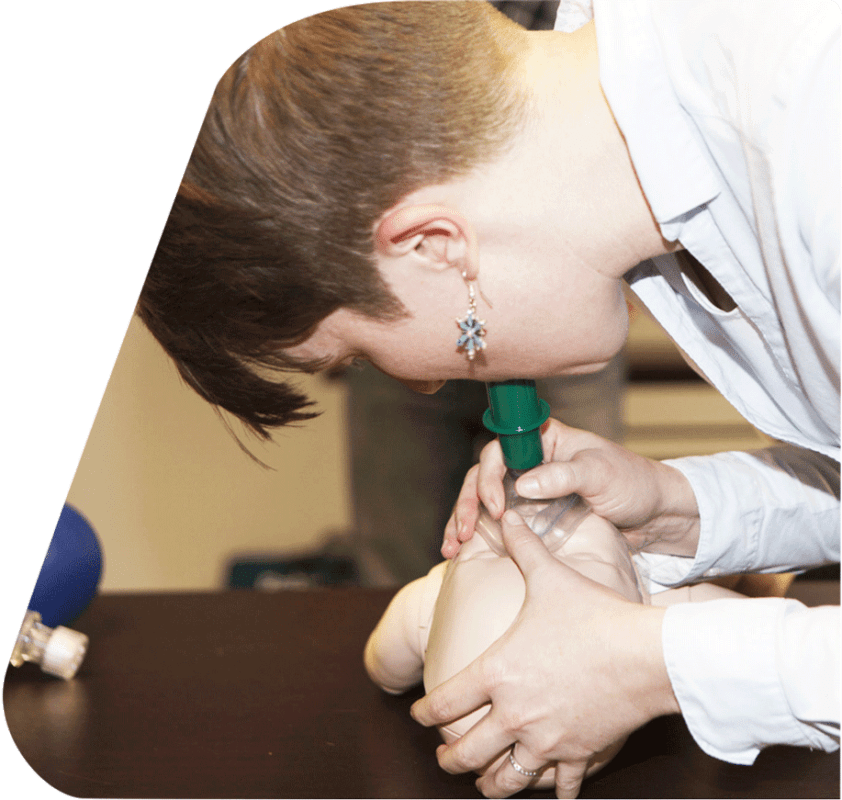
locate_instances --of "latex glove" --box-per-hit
[443,418,699,560]
[418,510,680,799]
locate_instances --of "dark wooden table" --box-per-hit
[4,590,839,798]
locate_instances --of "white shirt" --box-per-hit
[557,0,840,765]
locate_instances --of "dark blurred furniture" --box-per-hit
[5,590,838,798]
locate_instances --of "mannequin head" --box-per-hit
[365,510,646,788]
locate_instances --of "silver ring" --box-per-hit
[508,747,539,778]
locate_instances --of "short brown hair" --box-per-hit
[138,1,526,438]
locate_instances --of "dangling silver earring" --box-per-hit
[456,279,487,361]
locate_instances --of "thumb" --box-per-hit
[500,509,556,577]
[515,460,579,500]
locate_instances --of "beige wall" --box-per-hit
[66,316,352,591]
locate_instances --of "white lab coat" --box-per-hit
[558,0,840,764]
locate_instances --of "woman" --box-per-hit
[138,2,839,797]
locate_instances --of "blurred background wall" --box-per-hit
[65,315,352,591]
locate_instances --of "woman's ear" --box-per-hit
[375,203,478,278]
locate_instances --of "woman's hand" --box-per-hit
[418,511,680,799]
[443,418,701,560]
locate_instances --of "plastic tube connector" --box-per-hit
[478,379,591,554]
[10,610,88,680]
[483,380,551,471]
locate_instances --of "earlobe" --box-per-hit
[375,203,478,276]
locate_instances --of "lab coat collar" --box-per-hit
[593,0,721,241]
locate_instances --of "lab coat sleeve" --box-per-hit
[662,597,840,763]
[635,444,839,586]
[635,446,840,763]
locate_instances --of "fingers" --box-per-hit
[554,760,588,799]
[435,713,515,776]
[539,416,605,461]
[475,745,547,798]
[443,464,482,558]
[475,439,507,517]
[516,449,616,507]
[499,510,557,577]
[514,460,578,500]
[410,661,491,728]
[441,515,461,559]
